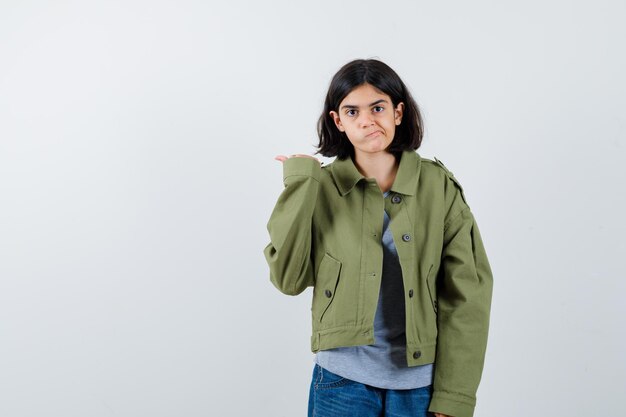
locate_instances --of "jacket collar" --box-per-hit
[330,150,422,196]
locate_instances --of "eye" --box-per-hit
[373,106,384,112]
[346,109,357,117]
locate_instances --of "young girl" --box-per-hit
[264,59,493,417]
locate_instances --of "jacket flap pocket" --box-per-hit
[425,263,438,313]
[313,253,342,323]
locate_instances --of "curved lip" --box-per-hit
[365,130,383,137]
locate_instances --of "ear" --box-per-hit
[329,110,345,132]
[394,102,404,125]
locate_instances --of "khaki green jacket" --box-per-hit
[263,150,493,417]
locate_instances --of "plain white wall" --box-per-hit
[1,1,624,416]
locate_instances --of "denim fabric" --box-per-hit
[308,363,435,417]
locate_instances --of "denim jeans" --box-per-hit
[308,363,435,417]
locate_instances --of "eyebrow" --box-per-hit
[340,99,388,110]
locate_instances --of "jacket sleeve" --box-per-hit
[262,157,321,296]
[428,202,494,417]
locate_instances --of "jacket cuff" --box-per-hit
[282,156,321,183]
[428,391,476,417]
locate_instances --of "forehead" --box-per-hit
[340,83,390,107]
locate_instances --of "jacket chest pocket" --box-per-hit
[425,264,438,314]
[312,253,342,323]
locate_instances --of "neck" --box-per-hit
[353,150,399,193]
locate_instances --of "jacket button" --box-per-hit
[402,233,411,242]
[413,351,421,359]
[391,195,402,204]
[408,289,414,298]
[324,289,332,298]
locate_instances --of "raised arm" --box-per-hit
[263,155,321,296]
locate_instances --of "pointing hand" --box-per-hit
[275,154,320,164]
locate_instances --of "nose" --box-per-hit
[358,112,375,128]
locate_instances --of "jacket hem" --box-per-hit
[311,324,373,352]
[406,341,437,366]
[310,325,437,366]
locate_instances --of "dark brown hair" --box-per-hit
[315,59,424,160]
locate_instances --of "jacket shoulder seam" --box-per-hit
[444,206,471,232]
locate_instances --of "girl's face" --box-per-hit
[329,83,404,157]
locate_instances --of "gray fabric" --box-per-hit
[314,190,434,389]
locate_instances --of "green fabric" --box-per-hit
[263,150,493,417]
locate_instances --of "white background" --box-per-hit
[1,1,625,416]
